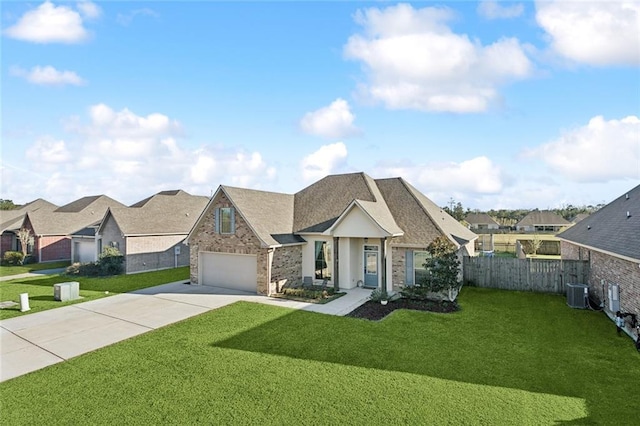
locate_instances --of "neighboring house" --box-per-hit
[98,190,209,274]
[22,195,125,262]
[0,199,58,259]
[465,213,500,230]
[557,184,639,324]
[571,213,589,224]
[515,210,570,232]
[187,172,477,295]
[70,222,101,264]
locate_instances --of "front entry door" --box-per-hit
[364,252,378,288]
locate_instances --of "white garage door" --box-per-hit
[74,241,96,263]
[200,252,257,293]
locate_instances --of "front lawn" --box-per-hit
[0,260,71,276]
[1,287,638,424]
[0,267,189,320]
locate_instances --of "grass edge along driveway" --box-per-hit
[1,287,638,424]
[0,267,189,320]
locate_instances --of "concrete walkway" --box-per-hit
[0,282,371,382]
[0,268,67,282]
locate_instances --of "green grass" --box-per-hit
[0,260,71,276]
[1,287,637,424]
[0,267,189,319]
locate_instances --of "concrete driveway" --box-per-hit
[1,281,371,382]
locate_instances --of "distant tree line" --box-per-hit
[0,199,19,210]
[442,198,603,224]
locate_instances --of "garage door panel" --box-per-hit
[200,252,257,293]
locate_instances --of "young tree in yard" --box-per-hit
[524,234,543,256]
[15,228,34,257]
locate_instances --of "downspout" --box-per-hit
[38,235,42,263]
[381,237,387,292]
[333,237,339,291]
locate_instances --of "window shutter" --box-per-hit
[230,208,236,233]
[405,250,414,286]
[214,208,220,234]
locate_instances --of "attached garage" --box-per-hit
[73,240,96,263]
[199,251,257,293]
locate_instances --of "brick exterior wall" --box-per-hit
[125,240,190,274]
[271,245,303,291]
[189,192,270,294]
[39,236,71,262]
[562,241,640,320]
[0,233,16,258]
[391,245,466,292]
[100,217,126,255]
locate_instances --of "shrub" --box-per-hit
[281,286,335,300]
[98,247,124,275]
[369,288,389,302]
[22,255,36,265]
[2,251,25,266]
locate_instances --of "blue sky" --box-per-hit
[2,1,639,210]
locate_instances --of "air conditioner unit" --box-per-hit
[566,283,589,309]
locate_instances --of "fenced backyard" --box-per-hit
[463,256,589,294]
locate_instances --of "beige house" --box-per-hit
[98,190,208,274]
[187,172,477,295]
[0,199,57,259]
[465,213,500,230]
[515,210,570,232]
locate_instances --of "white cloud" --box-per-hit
[10,65,86,86]
[4,1,100,44]
[301,142,348,181]
[536,1,640,66]
[526,115,640,182]
[478,1,524,19]
[116,8,160,26]
[375,156,504,197]
[76,1,101,19]
[344,3,533,113]
[25,137,72,164]
[300,99,360,139]
[13,104,278,204]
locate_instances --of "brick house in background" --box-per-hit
[0,199,57,259]
[22,195,125,262]
[98,190,208,274]
[187,172,477,296]
[557,184,639,334]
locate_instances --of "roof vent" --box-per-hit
[627,211,631,218]
[626,194,630,200]
[587,225,591,230]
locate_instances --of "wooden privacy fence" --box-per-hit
[463,257,589,294]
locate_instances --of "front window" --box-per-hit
[220,208,234,234]
[413,251,431,284]
[314,241,332,280]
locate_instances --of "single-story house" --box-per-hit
[515,210,570,232]
[465,212,500,230]
[187,172,478,295]
[98,190,209,274]
[0,199,57,259]
[21,195,125,262]
[70,222,101,264]
[557,184,639,328]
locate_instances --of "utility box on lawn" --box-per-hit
[54,282,80,302]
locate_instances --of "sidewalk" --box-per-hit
[1,281,371,382]
[0,268,67,282]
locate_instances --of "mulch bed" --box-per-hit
[346,298,459,321]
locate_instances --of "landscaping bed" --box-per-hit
[346,298,459,320]
[272,286,346,304]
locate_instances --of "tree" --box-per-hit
[524,234,543,256]
[0,199,18,210]
[443,199,468,221]
[401,236,461,300]
[15,228,34,258]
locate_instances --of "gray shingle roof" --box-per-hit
[194,172,477,249]
[105,191,209,235]
[0,199,57,233]
[27,195,124,235]
[222,186,295,246]
[558,184,640,261]
[376,178,477,247]
[293,172,376,232]
[516,210,570,227]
